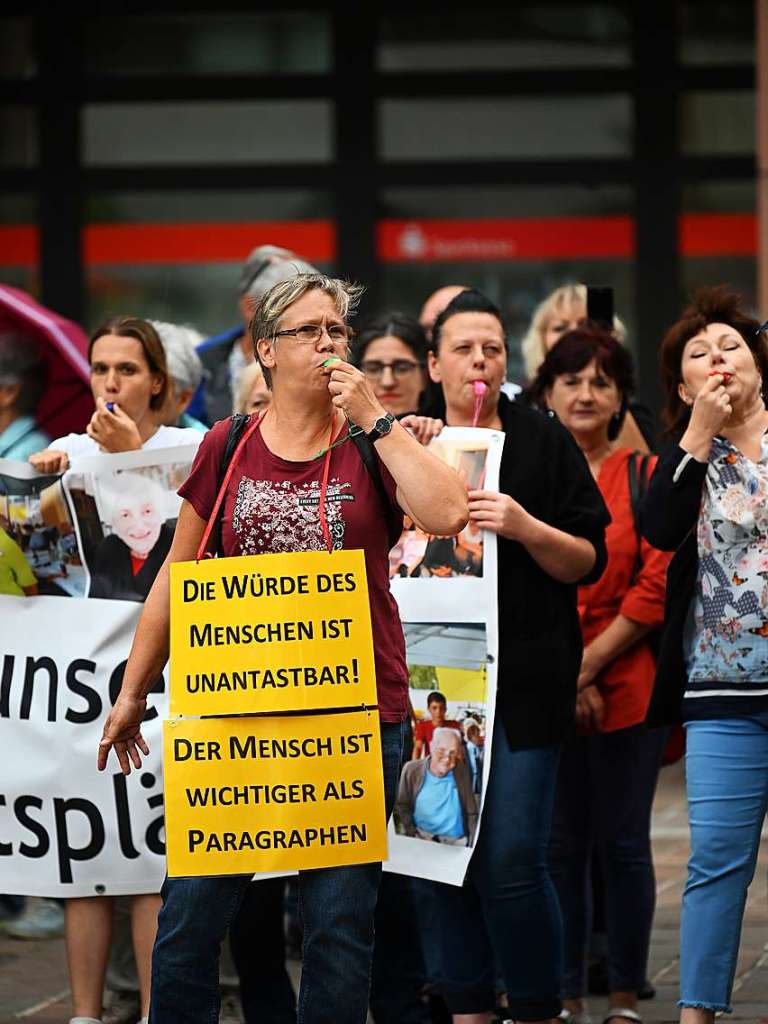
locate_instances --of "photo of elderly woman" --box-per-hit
[88,474,173,601]
[65,460,191,604]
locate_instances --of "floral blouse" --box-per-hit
[683,432,768,704]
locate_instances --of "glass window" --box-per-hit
[681,179,756,313]
[83,190,335,335]
[85,190,333,223]
[381,184,631,219]
[377,185,635,384]
[680,91,755,156]
[0,107,37,166]
[83,101,333,166]
[378,4,630,71]
[0,18,36,78]
[0,194,38,295]
[680,1,755,66]
[380,96,631,161]
[83,13,331,75]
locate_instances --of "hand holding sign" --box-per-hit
[98,693,150,774]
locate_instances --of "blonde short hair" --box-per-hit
[233,361,268,415]
[250,272,364,388]
[520,283,627,380]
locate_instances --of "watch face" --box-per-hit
[375,415,393,435]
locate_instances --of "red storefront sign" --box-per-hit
[377,216,634,261]
[0,213,757,267]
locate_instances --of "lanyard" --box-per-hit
[197,411,343,560]
[318,415,344,554]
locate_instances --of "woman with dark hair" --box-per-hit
[639,287,768,1023]
[30,316,200,473]
[354,312,429,418]
[425,288,610,1024]
[529,327,671,1024]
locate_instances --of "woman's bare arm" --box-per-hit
[376,423,469,536]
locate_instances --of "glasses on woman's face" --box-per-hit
[360,359,421,380]
[273,323,352,346]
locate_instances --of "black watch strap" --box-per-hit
[365,412,395,444]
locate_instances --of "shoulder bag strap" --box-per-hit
[197,413,260,560]
[627,451,653,585]
[350,428,402,548]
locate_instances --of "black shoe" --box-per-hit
[638,980,656,1001]
[588,958,655,1001]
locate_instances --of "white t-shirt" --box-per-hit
[49,424,203,459]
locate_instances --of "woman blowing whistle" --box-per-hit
[97,272,468,1024]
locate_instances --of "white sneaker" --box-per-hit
[69,1018,102,1024]
[4,898,64,940]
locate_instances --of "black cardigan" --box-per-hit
[494,395,610,749]
[637,443,707,726]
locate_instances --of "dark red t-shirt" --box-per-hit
[178,417,408,723]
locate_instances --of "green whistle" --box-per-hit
[322,357,341,367]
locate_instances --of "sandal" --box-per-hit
[603,1011,642,1024]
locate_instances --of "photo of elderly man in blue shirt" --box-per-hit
[395,727,478,846]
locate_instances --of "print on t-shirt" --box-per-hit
[232,475,353,554]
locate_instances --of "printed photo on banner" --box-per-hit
[389,439,487,580]
[394,622,488,850]
[65,448,196,603]
[0,457,85,598]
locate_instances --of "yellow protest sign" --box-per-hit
[163,709,387,876]
[169,549,377,716]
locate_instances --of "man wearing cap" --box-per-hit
[191,245,316,425]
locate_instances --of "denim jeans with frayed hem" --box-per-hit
[679,713,768,1013]
[148,720,404,1024]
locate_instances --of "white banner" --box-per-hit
[0,596,168,896]
[385,427,504,885]
[2,430,502,892]
[0,446,197,896]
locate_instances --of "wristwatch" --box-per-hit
[366,412,395,444]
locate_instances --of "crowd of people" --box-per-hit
[1,243,767,1024]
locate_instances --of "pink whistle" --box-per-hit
[472,380,487,427]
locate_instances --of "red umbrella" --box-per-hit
[0,284,93,440]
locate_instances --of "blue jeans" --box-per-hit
[433,725,563,1020]
[679,713,768,1013]
[149,720,404,1024]
[548,724,666,997]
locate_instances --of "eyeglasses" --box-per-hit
[360,359,421,380]
[273,323,352,345]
